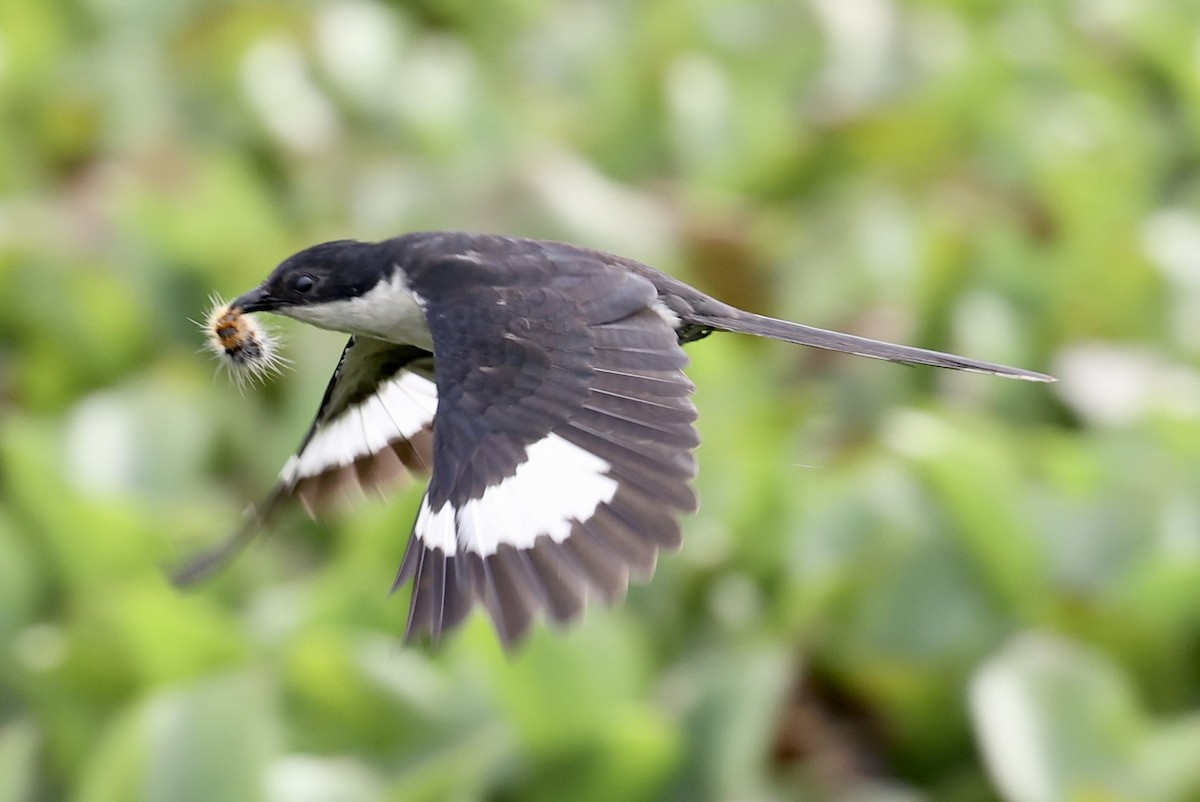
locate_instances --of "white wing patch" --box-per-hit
[414,432,618,556]
[413,499,458,553]
[281,371,438,485]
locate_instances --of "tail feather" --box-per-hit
[694,311,1054,383]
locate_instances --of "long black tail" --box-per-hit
[692,310,1055,383]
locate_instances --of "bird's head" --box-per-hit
[230,239,381,315]
[229,239,431,347]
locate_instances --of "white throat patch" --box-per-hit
[282,269,434,350]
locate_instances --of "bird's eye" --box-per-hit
[293,274,315,294]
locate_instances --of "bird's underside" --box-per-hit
[182,232,1052,647]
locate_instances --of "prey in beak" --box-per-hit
[202,290,287,388]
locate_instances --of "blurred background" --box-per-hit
[2,0,1200,800]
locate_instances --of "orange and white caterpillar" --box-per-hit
[203,296,286,387]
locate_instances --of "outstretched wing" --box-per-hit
[173,337,437,586]
[280,336,437,513]
[393,239,699,646]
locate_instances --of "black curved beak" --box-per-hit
[229,286,279,314]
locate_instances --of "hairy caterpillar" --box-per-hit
[202,296,286,387]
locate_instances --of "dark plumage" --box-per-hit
[179,232,1053,646]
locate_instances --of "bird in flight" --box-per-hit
[182,232,1052,646]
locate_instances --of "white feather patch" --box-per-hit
[652,299,682,330]
[281,271,434,349]
[415,432,618,556]
[280,371,438,484]
[414,499,458,553]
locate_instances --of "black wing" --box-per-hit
[174,337,437,586]
[393,239,699,646]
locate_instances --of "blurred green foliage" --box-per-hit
[2,0,1200,800]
